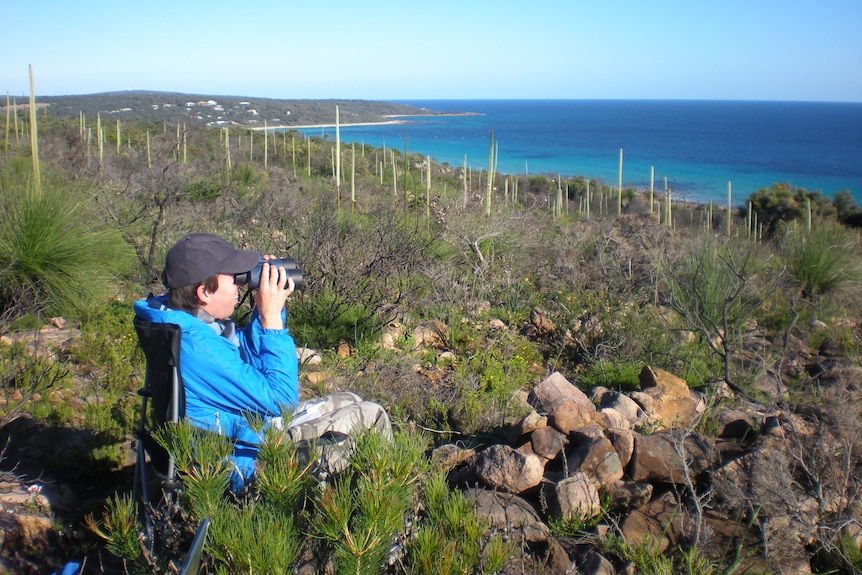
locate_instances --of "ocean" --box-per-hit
[298,99,862,206]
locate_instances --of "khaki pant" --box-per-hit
[285,392,392,474]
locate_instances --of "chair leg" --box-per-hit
[134,437,154,551]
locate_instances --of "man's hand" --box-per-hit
[255,255,294,330]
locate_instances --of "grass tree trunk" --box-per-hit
[426,155,431,220]
[225,128,232,173]
[463,154,468,208]
[392,154,397,201]
[5,95,11,158]
[28,65,41,198]
[617,147,623,216]
[485,131,495,217]
[650,166,655,215]
[97,113,103,167]
[664,177,672,228]
[13,98,20,146]
[727,181,732,236]
[351,143,356,211]
[336,106,341,209]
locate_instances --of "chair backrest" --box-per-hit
[133,317,185,425]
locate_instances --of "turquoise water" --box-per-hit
[297,100,862,206]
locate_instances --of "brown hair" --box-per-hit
[167,274,220,313]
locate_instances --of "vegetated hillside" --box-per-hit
[4,90,432,127]
[1,112,862,575]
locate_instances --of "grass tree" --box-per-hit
[659,233,761,390]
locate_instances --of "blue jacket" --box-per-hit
[134,295,299,487]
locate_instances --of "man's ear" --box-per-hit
[196,283,212,305]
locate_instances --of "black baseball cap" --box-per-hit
[163,233,261,289]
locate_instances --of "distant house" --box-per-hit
[238,101,251,106]
[186,102,196,107]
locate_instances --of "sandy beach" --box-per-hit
[250,119,406,131]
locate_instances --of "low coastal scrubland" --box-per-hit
[1,102,861,574]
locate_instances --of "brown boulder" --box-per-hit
[530,426,568,460]
[473,444,545,494]
[528,372,594,414]
[566,433,623,487]
[464,488,550,543]
[637,365,698,428]
[628,430,711,484]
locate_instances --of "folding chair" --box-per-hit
[131,316,185,547]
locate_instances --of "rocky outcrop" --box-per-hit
[432,357,862,575]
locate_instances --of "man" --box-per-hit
[134,233,390,490]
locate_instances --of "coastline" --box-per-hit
[250,119,407,131]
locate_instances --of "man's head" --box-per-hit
[164,233,260,317]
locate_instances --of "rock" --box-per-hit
[637,365,698,428]
[544,537,574,575]
[521,307,556,340]
[577,549,616,575]
[430,443,475,471]
[554,472,601,520]
[628,431,711,484]
[590,386,613,405]
[550,399,594,435]
[297,347,322,365]
[336,340,351,358]
[566,433,623,487]
[518,410,548,436]
[412,320,449,349]
[717,408,757,440]
[464,488,550,543]
[530,426,568,460]
[473,444,545,494]
[606,427,635,467]
[528,372,594,414]
[598,407,630,431]
[605,480,653,510]
[598,391,644,426]
[619,490,686,552]
[380,323,403,350]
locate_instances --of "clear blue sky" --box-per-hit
[4,0,861,102]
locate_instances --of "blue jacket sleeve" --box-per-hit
[180,317,299,420]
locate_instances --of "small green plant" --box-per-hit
[86,493,142,562]
[406,471,510,575]
[312,428,428,575]
[783,221,862,300]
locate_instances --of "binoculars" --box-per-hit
[234,258,304,291]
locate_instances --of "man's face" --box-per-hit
[198,274,240,320]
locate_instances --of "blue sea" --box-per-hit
[300,100,862,206]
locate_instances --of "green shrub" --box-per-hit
[288,288,379,349]
[782,221,862,300]
[0,183,134,322]
[578,360,642,391]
